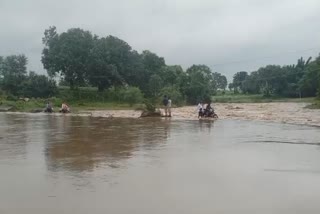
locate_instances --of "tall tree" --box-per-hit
[141,50,165,74]
[185,65,216,104]
[232,71,248,93]
[87,37,123,91]
[212,72,228,91]
[41,26,94,89]
[299,55,320,97]
[140,50,166,95]
[22,71,58,98]
[1,55,28,95]
[148,74,163,97]
[160,65,184,87]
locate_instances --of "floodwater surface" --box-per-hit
[1,113,320,214]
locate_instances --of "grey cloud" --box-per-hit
[1,0,320,80]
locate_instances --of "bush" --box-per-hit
[143,98,156,112]
[6,94,18,101]
[21,72,58,98]
[50,97,63,107]
[122,87,144,106]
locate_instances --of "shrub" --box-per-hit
[6,94,18,101]
[122,87,144,106]
[143,98,156,112]
[21,72,58,98]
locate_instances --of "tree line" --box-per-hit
[0,55,57,99]
[1,26,320,104]
[40,26,227,104]
[229,56,320,98]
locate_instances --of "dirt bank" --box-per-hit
[83,102,320,127]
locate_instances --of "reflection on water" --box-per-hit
[45,117,171,172]
[1,113,320,214]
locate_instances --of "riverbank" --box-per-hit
[1,99,320,127]
[73,102,320,127]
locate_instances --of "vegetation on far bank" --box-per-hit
[0,88,318,113]
[212,92,316,104]
[1,26,320,111]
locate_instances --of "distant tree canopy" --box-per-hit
[0,54,57,98]
[230,56,320,98]
[40,26,227,104]
[2,26,320,104]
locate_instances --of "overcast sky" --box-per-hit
[1,0,320,80]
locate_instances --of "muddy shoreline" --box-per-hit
[1,102,319,127]
[88,102,320,127]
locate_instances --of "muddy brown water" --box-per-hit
[1,113,320,214]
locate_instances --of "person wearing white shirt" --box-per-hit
[196,102,203,118]
[167,97,172,117]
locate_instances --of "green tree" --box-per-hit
[185,65,216,104]
[160,65,184,87]
[1,55,28,95]
[122,86,144,106]
[0,56,4,87]
[242,71,260,94]
[282,57,312,97]
[87,37,123,91]
[160,86,184,106]
[232,71,248,93]
[41,26,94,89]
[22,72,58,98]
[212,72,228,91]
[299,58,320,97]
[148,74,163,97]
[228,83,234,91]
[139,50,166,96]
[255,65,287,96]
[141,50,165,73]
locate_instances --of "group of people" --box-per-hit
[162,95,172,117]
[44,101,70,113]
[197,101,218,118]
[162,96,217,119]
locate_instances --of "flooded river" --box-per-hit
[1,113,320,214]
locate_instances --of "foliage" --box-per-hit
[232,71,248,93]
[230,55,320,98]
[39,27,226,104]
[143,98,156,112]
[121,87,144,106]
[41,26,94,88]
[22,72,58,98]
[0,55,28,95]
[148,74,163,97]
[4,26,320,109]
[0,54,58,98]
[212,72,228,91]
[184,65,216,104]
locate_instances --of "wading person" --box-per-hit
[196,101,204,118]
[45,101,53,113]
[167,97,172,117]
[162,95,169,117]
[60,102,70,113]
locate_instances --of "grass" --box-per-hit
[0,98,143,113]
[0,99,45,112]
[212,93,316,104]
[305,99,320,109]
[69,102,144,112]
[1,87,319,112]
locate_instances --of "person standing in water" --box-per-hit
[196,101,204,118]
[162,95,169,117]
[167,97,172,117]
[45,101,53,113]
